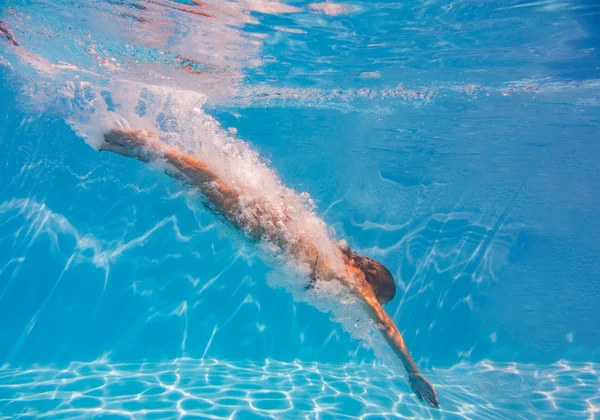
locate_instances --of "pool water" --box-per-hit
[0,360,597,418]
[0,0,599,418]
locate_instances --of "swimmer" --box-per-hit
[0,15,438,410]
[100,129,440,408]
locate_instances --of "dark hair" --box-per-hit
[341,246,396,304]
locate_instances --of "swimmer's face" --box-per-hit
[341,246,397,305]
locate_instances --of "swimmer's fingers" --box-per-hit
[409,372,440,409]
[415,390,423,401]
[425,386,440,409]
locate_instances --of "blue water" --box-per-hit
[1,0,599,418]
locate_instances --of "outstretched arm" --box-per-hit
[351,269,440,408]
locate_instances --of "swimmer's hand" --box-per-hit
[99,129,162,160]
[409,371,440,408]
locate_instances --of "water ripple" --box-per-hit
[0,359,598,419]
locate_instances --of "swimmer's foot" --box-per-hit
[99,129,162,161]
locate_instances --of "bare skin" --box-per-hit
[100,129,440,408]
[0,11,439,409]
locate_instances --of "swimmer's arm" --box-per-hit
[354,275,440,408]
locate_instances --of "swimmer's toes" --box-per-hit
[98,140,136,158]
[104,129,131,146]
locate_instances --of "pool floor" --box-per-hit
[0,359,597,419]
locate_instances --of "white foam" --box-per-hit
[0,0,393,361]
[4,76,380,352]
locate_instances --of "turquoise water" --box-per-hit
[1,0,599,418]
[0,360,597,418]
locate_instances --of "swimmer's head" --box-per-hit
[340,245,397,305]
